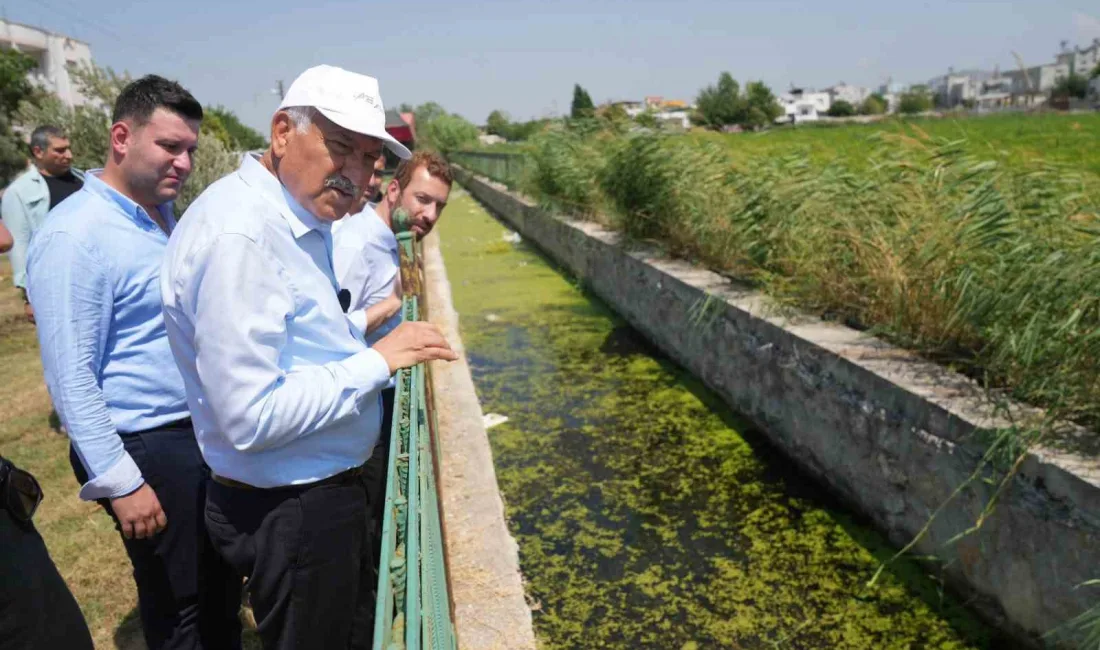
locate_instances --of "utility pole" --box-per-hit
[275,79,285,99]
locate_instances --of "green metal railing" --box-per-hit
[373,218,457,650]
[448,150,529,188]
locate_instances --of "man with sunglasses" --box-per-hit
[0,456,94,650]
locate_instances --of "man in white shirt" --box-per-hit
[160,65,457,650]
[332,155,400,345]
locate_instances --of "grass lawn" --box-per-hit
[0,258,144,648]
[700,111,1100,177]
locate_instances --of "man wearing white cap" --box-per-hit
[160,65,457,649]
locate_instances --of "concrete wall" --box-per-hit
[455,167,1100,648]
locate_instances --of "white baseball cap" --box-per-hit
[278,64,411,159]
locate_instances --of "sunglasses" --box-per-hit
[1,458,44,524]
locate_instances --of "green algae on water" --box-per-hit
[439,189,997,650]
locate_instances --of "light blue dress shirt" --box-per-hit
[332,206,402,346]
[161,154,392,487]
[26,171,189,501]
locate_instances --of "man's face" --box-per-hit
[388,165,450,239]
[33,136,73,176]
[116,107,200,205]
[366,155,385,201]
[274,111,384,222]
[351,155,386,215]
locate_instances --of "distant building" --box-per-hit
[1001,63,1065,106]
[976,73,1013,111]
[0,19,93,107]
[383,109,415,165]
[1055,38,1100,77]
[926,69,992,108]
[825,83,869,108]
[605,96,692,129]
[608,100,645,118]
[777,88,830,123]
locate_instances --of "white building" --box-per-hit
[607,97,693,129]
[777,88,831,123]
[1056,39,1100,77]
[825,83,869,108]
[1001,63,1066,106]
[1,19,93,107]
[976,74,1013,111]
[927,69,992,108]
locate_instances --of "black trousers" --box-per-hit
[0,506,94,650]
[205,474,374,650]
[362,386,395,540]
[70,422,241,650]
[349,386,395,649]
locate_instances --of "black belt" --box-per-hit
[211,465,365,491]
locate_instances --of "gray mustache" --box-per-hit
[323,175,359,196]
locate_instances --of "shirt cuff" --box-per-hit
[77,452,144,501]
[346,347,393,399]
[346,309,368,339]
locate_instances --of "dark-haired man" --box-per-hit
[2,125,83,321]
[26,75,241,650]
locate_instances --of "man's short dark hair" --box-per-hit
[29,125,66,155]
[111,75,203,126]
[393,150,453,190]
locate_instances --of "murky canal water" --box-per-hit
[438,188,997,649]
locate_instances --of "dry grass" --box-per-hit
[0,259,144,649]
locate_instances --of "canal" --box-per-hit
[438,188,999,649]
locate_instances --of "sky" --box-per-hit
[7,0,1100,131]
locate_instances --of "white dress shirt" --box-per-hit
[161,154,391,487]
[332,206,401,346]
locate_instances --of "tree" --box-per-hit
[693,72,743,129]
[397,103,414,114]
[413,102,447,127]
[826,99,856,117]
[1052,73,1089,100]
[692,73,780,130]
[599,104,629,124]
[415,102,479,153]
[743,81,782,129]
[0,48,38,185]
[634,110,659,129]
[200,111,234,150]
[19,63,131,172]
[860,94,887,115]
[897,87,933,115]
[208,106,266,151]
[570,84,595,119]
[486,110,509,136]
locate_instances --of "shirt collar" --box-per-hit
[237,154,331,239]
[82,170,177,232]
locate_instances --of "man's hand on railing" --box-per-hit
[374,321,459,374]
